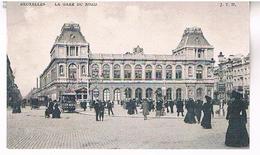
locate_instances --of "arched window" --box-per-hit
[145,65,152,80]
[68,63,77,80]
[91,64,99,78]
[196,88,203,100]
[124,64,132,79]
[81,65,86,76]
[135,65,142,80]
[207,67,212,78]
[146,88,153,99]
[156,65,162,80]
[176,65,182,79]
[102,64,110,79]
[196,65,203,79]
[166,88,172,100]
[188,89,193,98]
[176,88,182,100]
[113,64,121,79]
[135,88,142,100]
[125,88,132,99]
[92,88,99,100]
[59,65,64,76]
[103,89,110,101]
[114,89,121,102]
[188,66,193,78]
[166,65,172,80]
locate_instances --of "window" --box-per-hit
[59,65,64,76]
[103,89,110,101]
[197,49,204,58]
[76,47,79,56]
[125,88,132,99]
[81,65,86,76]
[102,64,110,79]
[176,88,182,100]
[176,65,182,79]
[135,88,142,100]
[207,67,212,78]
[166,88,172,100]
[196,65,203,79]
[166,65,172,80]
[70,46,75,56]
[66,46,69,56]
[68,63,77,80]
[91,64,99,78]
[146,88,153,99]
[188,66,193,78]
[114,89,121,102]
[124,64,132,79]
[156,65,162,80]
[156,88,162,99]
[145,65,152,80]
[113,64,121,79]
[135,65,142,80]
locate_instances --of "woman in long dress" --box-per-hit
[201,96,214,129]
[225,90,249,147]
[184,98,196,124]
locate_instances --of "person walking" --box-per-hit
[164,100,169,113]
[169,100,174,113]
[142,98,149,120]
[94,100,100,121]
[194,99,203,123]
[201,96,214,129]
[176,98,184,117]
[107,100,114,116]
[184,98,197,124]
[156,97,163,116]
[52,103,61,118]
[225,90,249,147]
[99,101,105,121]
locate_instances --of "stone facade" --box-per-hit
[36,23,215,102]
[213,52,250,100]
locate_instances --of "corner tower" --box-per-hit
[173,27,214,61]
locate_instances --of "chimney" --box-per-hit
[218,52,225,64]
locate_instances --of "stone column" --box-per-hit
[120,62,124,81]
[110,63,113,80]
[162,64,166,80]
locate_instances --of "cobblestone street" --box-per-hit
[7,105,249,149]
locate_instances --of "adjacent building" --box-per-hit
[35,23,215,103]
[213,52,250,101]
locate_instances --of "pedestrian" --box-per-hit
[164,100,169,113]
[156,97,163,116]
[169,100,174,113]
[176,98,184,117]
[107,100,114,116]
[184,98,196,124]
[133,99,138,114]
[99,101,105,121]
[225,90,249,147]
[48,101,54,115]
[194,99,203,123]
[142,98,149,120]
[201,96,214,129]
[52,103,61,118]
[82,101,87,111]
[94,100,100,121]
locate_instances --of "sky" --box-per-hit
[6,1,249,97]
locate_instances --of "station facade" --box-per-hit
[36,23,215,103]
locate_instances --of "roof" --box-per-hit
[55,23,87,44]
[174,27,213,51]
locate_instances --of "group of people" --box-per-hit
[93,100,114,121]
[45,100,61,119]
[183,96,214,129]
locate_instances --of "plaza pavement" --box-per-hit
[7,104,249,149]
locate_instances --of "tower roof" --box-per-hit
[55,22,87,44]
[174,27,213,51]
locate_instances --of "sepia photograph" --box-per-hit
[5,1,250,149]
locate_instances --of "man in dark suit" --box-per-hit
[176,99,184,117]
[94,100,100,121]
[169,100,174,113]
[107,100,114,116]
[99,101,105,121]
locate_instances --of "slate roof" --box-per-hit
[55,23,87,44]
[175,27,213,51]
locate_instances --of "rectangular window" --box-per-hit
[145,71,152,80]
[76,47,78,56]
[66,46,69,56]
[114,70,120,79]
[135,71,142,79]
[156,71,162,80]
[124,71,131,79]
[70,46,75,56]
[166,71,172,80]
